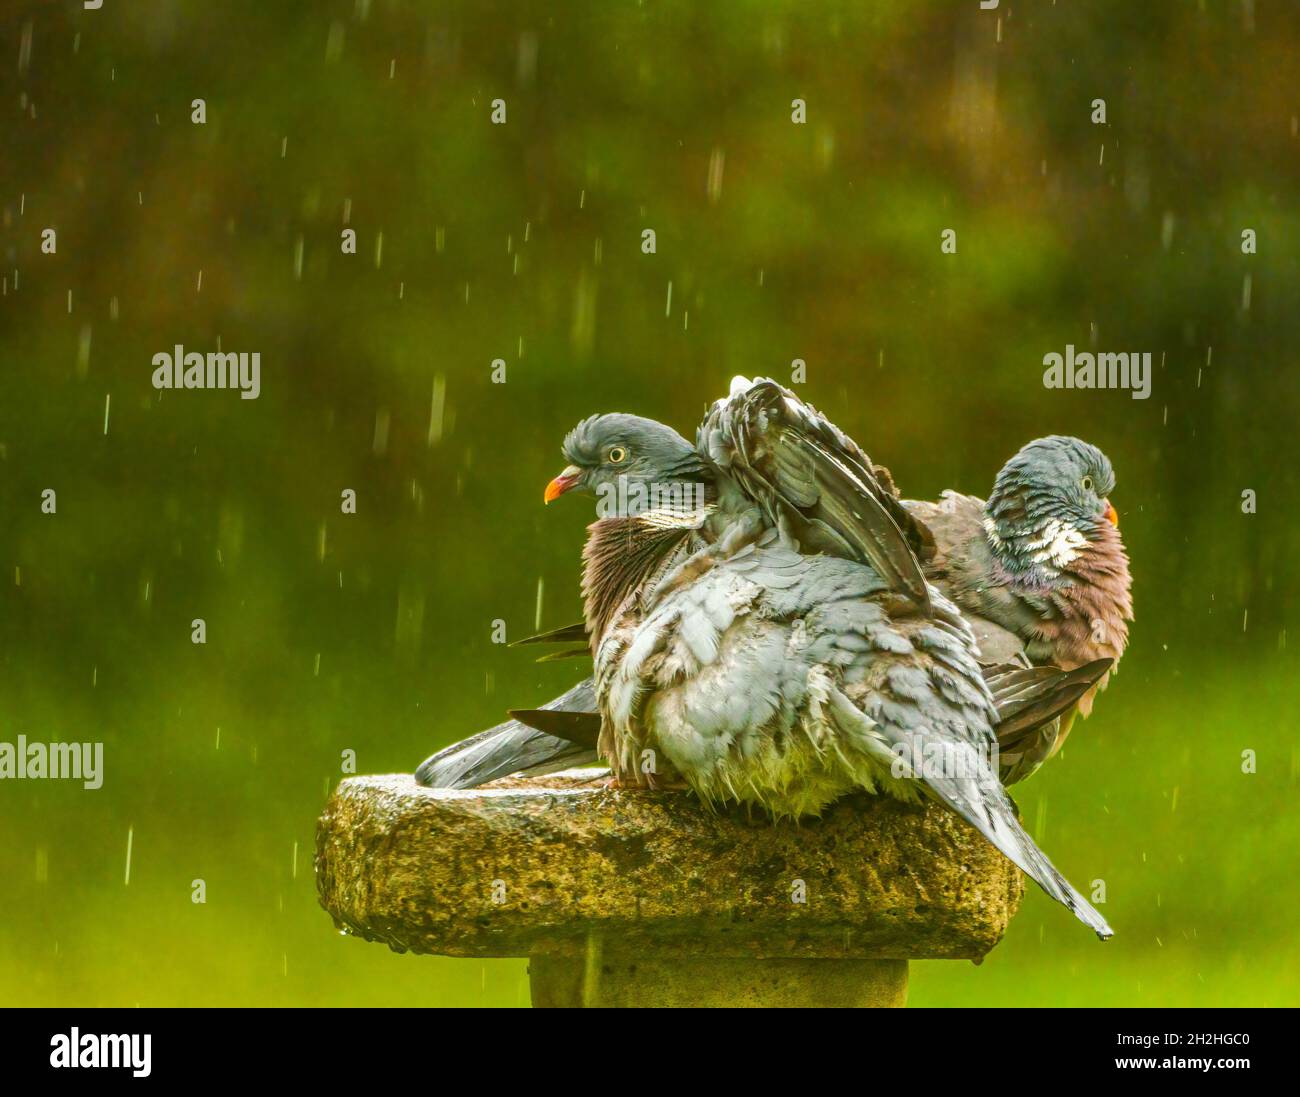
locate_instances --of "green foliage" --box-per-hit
[1,0,1296,1006]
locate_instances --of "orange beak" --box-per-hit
[1104,501,1119,527]
[544,465,582,504]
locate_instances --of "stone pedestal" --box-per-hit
[315,770,1022,1007]
[528,954,909,1008]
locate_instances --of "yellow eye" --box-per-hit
[607,446,627,464]
[1081,476,1094,492]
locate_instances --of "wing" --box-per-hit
[986,659,1113,784]
[510,621,588,647]
[505,707,600,748]
[509,621,591,662]
[698,377,931,610]
[532,648,592,663]
[414,679,600,789]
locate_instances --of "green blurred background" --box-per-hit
[2,0,1297,1006]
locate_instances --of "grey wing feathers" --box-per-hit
[414,678,600,789]
[825,688,1112,939]
[701,378,931,610]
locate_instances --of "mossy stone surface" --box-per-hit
[316,770,1022,961]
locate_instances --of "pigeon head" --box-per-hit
[984,435,1120,575]
[544,413,712,517]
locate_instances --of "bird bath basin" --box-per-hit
[315,770,1023,1007]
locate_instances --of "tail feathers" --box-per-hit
[824,684,1112,939]
[928,769,1113,939]
[414,679,600,789]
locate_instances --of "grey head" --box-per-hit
[985,435,1120,573]
[544,413,713,517]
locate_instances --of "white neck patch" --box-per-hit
[1025,517,1086,571]
[986,515,1086,575]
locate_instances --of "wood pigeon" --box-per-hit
[426,377,1113,937]
[416,432,1128,789]
[902,437,1132,781]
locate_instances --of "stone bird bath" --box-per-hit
[315,769,1023,1007]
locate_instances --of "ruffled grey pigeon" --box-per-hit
[427,378,1112,937]
[416,433,1129,788]
[902,437,1132,780]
